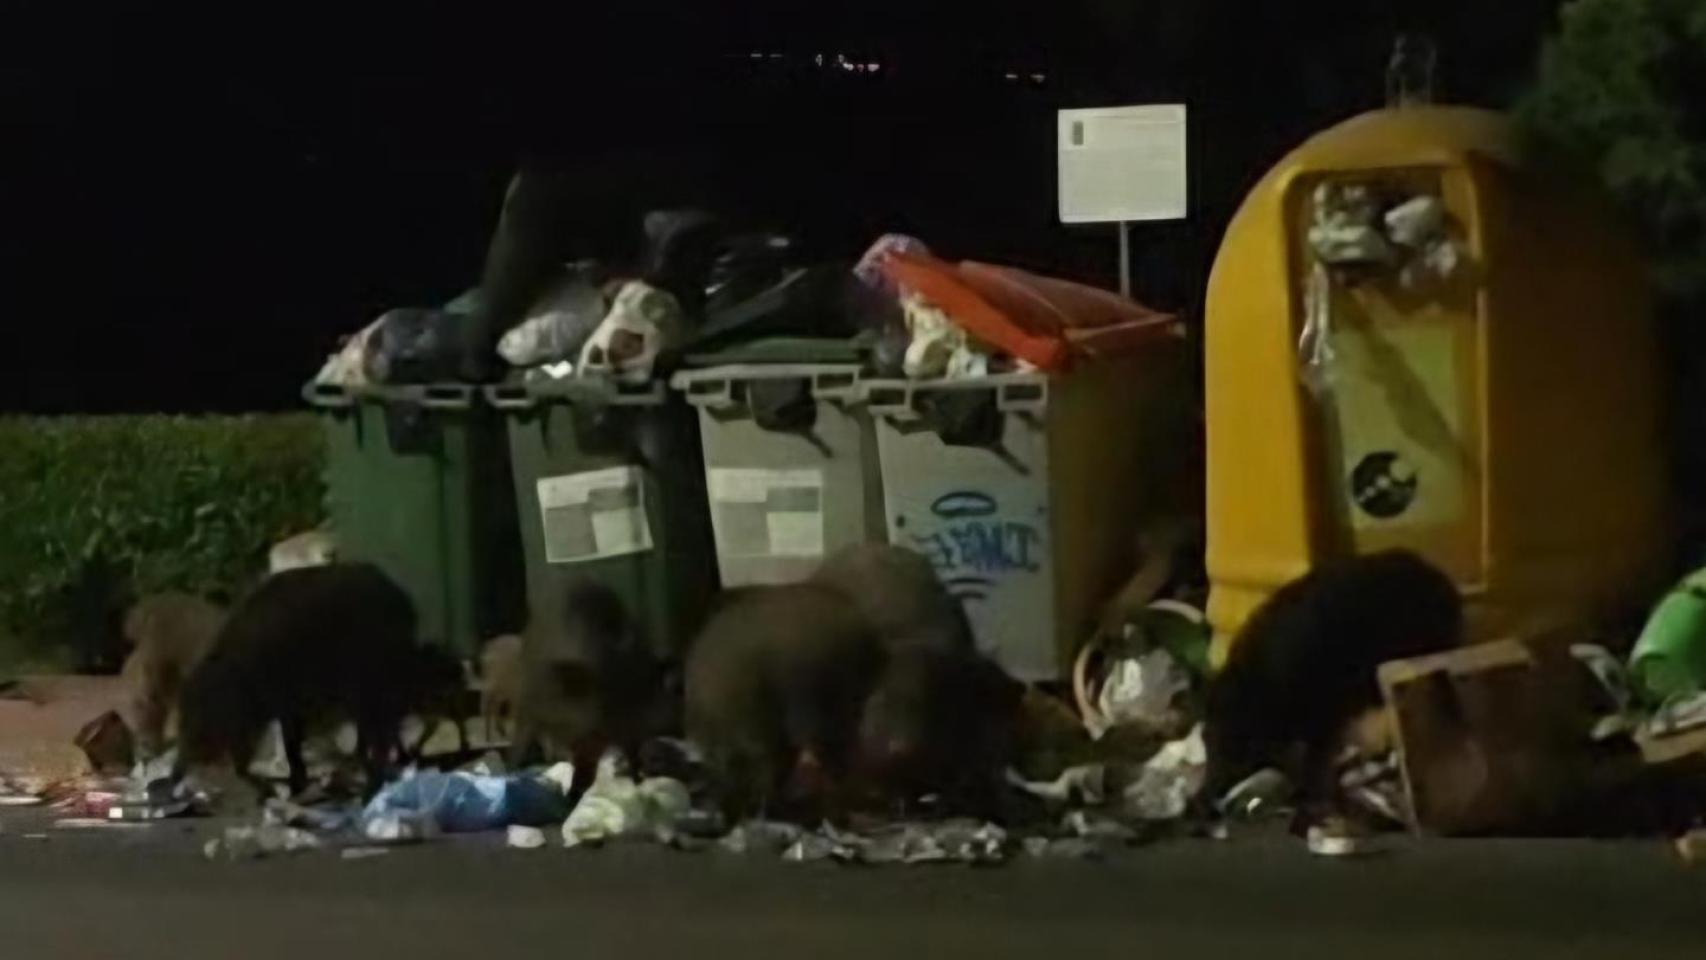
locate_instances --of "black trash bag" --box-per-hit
[642,209,724,316]
[704,232,797,316]
[363,308,468,385]
[691,263,862,352]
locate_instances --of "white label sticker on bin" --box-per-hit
[708,468,825,559]
[537,467,653,564]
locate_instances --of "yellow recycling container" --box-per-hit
[1205,106,1669,664]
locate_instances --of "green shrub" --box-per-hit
[0,415,325,672]
[1517,0,1706,298]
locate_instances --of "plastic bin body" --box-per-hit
[489,378,716,661]
[673,363,885,587]
[306,382,525,660]
[1204,107,1669,664]
[864,345,1191,681]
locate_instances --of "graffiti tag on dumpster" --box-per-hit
[905,491,1042,602]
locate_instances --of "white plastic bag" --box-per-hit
[577,281,685,385]
[498,268,609,368]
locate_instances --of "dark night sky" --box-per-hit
[1,1,1564,414]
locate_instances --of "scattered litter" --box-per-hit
[204,824,323,861]
[1121,723,1208,821]
[1022,836,1106,860]
[1306,820,1382,859]
[1340,753,1410,828]
[1063,810,1140,844]
[718,820,803,856]
[340,846,391,862]
[1219,768,1293,821]
[770,820,1010,866]
[507,825,548,850]
[1011,765,1107,807]
[52,789,121,820]
[54,818,152,830]
[362,812,435,845]
[264,797,359,833]
[782,832,844,863]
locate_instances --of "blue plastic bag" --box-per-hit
[362,770,570,834]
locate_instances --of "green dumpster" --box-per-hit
[486,376,717,661]
[304,381,525,659]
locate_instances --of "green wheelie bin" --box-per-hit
[304,381,526,659]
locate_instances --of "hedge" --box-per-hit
[0,415,325,672]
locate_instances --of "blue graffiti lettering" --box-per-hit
[911,491,1044,582]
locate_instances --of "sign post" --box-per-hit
[1057,104,1189,296]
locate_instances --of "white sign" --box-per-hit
[708,467,826,559]
[1058,104,1188,224]
[537,467,653,563]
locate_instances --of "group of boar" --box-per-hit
[122,543,1029,822]
[123,536,1464,830]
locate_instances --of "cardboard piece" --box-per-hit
[1379,639,1593,836]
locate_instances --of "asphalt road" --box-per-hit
[1,814,1702,960]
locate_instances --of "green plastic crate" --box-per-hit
[305,381,525,659]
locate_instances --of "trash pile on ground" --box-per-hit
[9,548,1706,866]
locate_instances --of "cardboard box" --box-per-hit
[1379,639,1593,836]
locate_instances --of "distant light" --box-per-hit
[867,62,881,73]
[1031,73,1046,83]
[1004,71,1019,81]
[768,53,783,60]
[749,51,763,60]
[815,54,824,66]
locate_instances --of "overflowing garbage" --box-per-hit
[311,208,1180,392]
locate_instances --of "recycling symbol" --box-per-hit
[1350,451,1418,520]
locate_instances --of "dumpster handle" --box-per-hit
[680,378,736,411]
[303,382,355,409]
[812,371,860,402]
[485,384,535,411]
[419,385,475,411]
[998,381,1048,413]
[864,383,921,423]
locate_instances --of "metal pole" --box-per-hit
[1117,221,1132,297]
